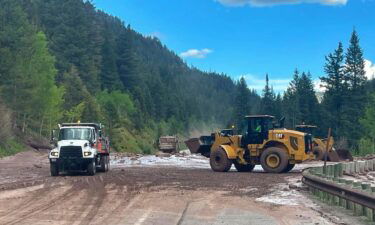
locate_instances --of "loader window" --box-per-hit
[243,117,271,145]
[59,128,92,141]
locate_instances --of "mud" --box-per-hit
[0,151,367,225]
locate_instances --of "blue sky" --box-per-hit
[92,0,375,93]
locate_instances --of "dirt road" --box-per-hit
[0,150,365,225]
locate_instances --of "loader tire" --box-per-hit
[234,161,255,172]
[282,163,295,173]
[50,163,59,176]
[313,146,324,161]
[210,147,232,172]
[260,147,289,173]
[87,160,96,176]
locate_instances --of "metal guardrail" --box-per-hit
[302,171,375,209]
[301,159,375,222]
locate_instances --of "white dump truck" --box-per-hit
[49,123,110,176]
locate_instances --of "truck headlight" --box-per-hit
[51,152,59,157]
[84,152,92,156]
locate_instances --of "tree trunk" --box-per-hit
[39,116,44,137]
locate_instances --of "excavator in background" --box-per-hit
[185,115,315,173]
[295,124,353,162]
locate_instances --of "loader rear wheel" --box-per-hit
[234,161,255,172]
[87,160,96,176]
[260,147,289,173]
[50,163,59,176]
[313,146,324,160]
[282,163,295,173]
[210,147,232,172]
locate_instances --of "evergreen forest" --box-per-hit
[1,0,375,156]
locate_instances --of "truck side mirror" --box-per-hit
[50,130,57,145]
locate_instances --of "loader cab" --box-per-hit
[242,115,274,146]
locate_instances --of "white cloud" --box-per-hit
[241,74,290,93]
[180,49,213,59]
[365,59,375,80]
[313,79,326,93]
[216,0,347,7]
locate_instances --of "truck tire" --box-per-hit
[99,155,106,172]
[210,147,232,172]
[260,147,289,173]
[234,161,255,172]
[87,160,96,176]
[106,155,110,172]
[313,146,324,160]
[282,163,295,173]
[50,163,59,176]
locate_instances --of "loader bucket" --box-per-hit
[184,136,213,158]
[326,150,340,162]
[336,149,353,161]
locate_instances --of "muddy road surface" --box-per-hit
[0,150,365,225]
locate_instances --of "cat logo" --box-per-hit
[275,134,284,139]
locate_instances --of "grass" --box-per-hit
[0,139,24,158]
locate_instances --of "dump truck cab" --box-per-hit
[49,123,110,176]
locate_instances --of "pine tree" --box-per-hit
[260,74,276,116]
[234,77,251,130]
[117,29,139,91]
[345,30,366,89]
[342,30,367,146]
[320,42,346,137]
[283,69,300,128]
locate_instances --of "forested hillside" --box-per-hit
[0,0,374,156]
[0,0,237,155]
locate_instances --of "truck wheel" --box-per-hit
[50,163,59,176]
[106,155,110,172]
[234,161,255,172]
[210,147,232,172]
[282,163,295,173]
[260,147,289,173]
[99,155,106,172]
[313,146,324,160]
[87,160,96,176]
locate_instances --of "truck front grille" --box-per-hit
[60,146,82,158]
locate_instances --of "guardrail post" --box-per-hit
[372,186,375,222]
[355,161,360,174]
[338,178,346,207]
[353,182,363,216]
[361,183,373,221]
[333,177,340,205]
[347,162,355,175]
[359,161,366,174]
[344,180,354,210]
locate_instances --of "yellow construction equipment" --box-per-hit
[295,125,353,162]
[185,115,314,173]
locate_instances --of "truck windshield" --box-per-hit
[59,128,91,141]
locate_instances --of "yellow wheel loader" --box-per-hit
[295,125,353,162]
[185,115,315,173]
